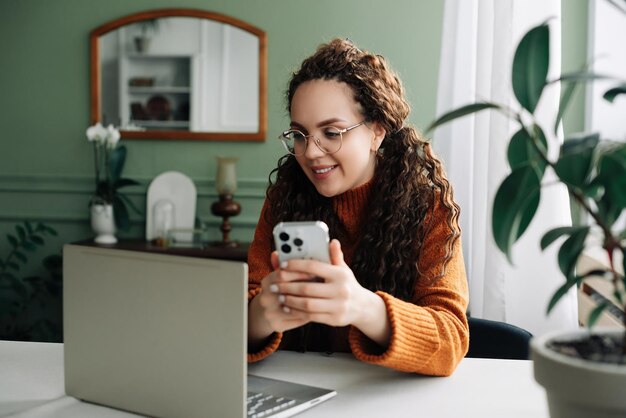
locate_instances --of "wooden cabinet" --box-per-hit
[75,239,249,263]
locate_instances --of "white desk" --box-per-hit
[0,341,549,418]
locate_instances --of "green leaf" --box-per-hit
[44,225,58,236]
[7,234,18,248]
[118,193,142,216]
[425,102,501,134]
[547,276,583,314]
[603,83,626,103]
[553,133,599,187]
[13,251,27,263]
[549,70,611,136]
[24,221,33,234]
[109,145,127,183]
[22,241,37,251]
[540,225,589,250]
[587,301,609,329]
[602,147,626,208]
[557,227,589,279]
[16,225,26,241]
[29,235,44,246]
[512,23,550,114]
[507,126,548,175]
[114,178,140,190]
[492,165,541,261]
[113,196,130,230]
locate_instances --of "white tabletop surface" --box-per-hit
[0,340,549,418]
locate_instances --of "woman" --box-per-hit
[247,39,468,376]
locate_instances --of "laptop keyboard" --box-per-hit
[247,391,297,418]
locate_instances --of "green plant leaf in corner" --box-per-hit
[553,133,599,188]
[547,276,583,314]
[7,234,18,249]
[109,145,127,184]
[492,165,541,261]
[556,227,589,279]
[425,102,501,134]
[553,71,610,135]
[512,23,550,114]
[603,83,626,103]
[507,125,548,176]
[540,225,589,250]
[587,301,609,329]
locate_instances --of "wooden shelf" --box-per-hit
[74,239,249,263]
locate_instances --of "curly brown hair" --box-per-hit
[267,38,460,301]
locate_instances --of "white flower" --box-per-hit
[86,122,108,144]
[106,124,121,149]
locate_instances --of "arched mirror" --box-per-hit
[90,9,267,141]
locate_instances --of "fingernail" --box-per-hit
[282,306,291,314]
[280,261,288,269]
[269,284,279,293]
[278,294,285,303]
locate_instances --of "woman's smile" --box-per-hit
[311,164,337,179]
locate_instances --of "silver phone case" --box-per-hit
[273,221,330,263]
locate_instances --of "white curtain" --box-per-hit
[432,0,579,336]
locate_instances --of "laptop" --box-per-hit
[63,244,336,418]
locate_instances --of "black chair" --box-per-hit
[466,317,533,360]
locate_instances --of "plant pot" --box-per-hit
[531,328,626,418]
[91,203,117,244]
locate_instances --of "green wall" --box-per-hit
[0,0,588,340]
[0,0,444,259]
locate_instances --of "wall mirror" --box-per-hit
[90,9,267,141]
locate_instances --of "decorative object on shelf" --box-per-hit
[428,19,626,418]
[86,123,140,240]
[91,203,117,244]
[128,77,154,87]
[211,157,241,248]
[146,171,196,244]
[133,18,159,53]
[146,95,171,121]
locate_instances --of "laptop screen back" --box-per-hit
[63,244,248,418]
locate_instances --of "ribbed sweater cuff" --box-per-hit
[247,288,282,362]
[349,291,440,371]
[248,332,282,363]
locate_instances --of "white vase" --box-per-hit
[531,327,626,418]
[91,203,117,244]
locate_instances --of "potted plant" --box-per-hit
[427,20,625,418]
[0,221,62,342]
[86,123,140,243]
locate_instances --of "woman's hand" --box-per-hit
[248,251,312,349]
[273,239,391,347]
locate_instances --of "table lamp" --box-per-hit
[210,156,241,247]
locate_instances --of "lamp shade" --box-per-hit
[215,156,238,194]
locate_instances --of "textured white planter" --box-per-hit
[531,328,626,418]
[91,203,117,244]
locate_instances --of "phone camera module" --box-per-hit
[293,238,303,246]
[281,244,291,254]
[279,232,289,241]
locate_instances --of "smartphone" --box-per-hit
[273,221,330,264]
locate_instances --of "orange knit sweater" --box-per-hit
[247,181,469,376]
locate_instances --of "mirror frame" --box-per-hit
[90,8,267,141]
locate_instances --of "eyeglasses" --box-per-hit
[279,120,367,156]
